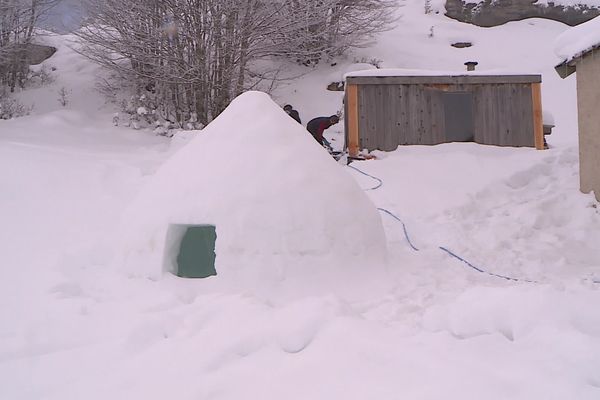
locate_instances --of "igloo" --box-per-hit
[119,91,387,284]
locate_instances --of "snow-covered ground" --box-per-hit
[1,1,599,399]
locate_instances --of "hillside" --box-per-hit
[1,1,599,399]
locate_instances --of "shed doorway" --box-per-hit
[172,224,217,278]
[443,92,474,142]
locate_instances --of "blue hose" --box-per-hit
[346,163,566,284]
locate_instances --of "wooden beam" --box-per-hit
[531,82,544,150]
[346,83,360,157]
[424,83,451,91]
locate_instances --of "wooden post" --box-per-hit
[346,83,360,157]
[531,82,544,150]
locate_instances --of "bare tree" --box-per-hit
[274,0,397,65]
[0,0,60,91]
[76,0,396,127]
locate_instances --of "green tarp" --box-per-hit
[176,225,217,278]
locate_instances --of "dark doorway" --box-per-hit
[443,92,474,142]
[176,225,217,278]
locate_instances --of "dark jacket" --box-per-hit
[306,117,335,145]
[286,109,301,124]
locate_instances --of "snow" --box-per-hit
[119,91,387,290]
[345,67,542,77]
[464,0,600,6]
[1,1,600,399]
[554,15,600,62]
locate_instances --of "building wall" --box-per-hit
[576,50,600,201]
[355,82,535,151]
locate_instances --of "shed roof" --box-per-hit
[346,71,542,85]
[554,16,600,78]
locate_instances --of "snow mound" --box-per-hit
[118,91,387,285]
[554,15,600,62]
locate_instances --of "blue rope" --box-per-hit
[347,163,556,285]
[377,208,420,252]
[438,246,539,283]
[346,164,417,251]
[347,164,382,191]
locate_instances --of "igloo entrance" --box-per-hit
[166,224,217,278]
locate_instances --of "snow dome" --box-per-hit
[119,91,387,283]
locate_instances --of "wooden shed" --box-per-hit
[344,71,545,156]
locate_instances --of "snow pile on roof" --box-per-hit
[554,15,600,63]
[464,0,599,5]
[345,68,541,78]
[119,91,387,284]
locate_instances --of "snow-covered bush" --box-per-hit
[57,87,70,107]
[77,0,396,127]
[0,89,32,120]
[27,64,55,87]
[353,56,383,69]
[0,1,58,92]
[113,90,203,135]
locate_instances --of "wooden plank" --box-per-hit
[418,85,429,144]
[423,88,434,143]
[366,85,378,151]
[471,85,485,144]
[496,84,510,146]
[505,84,518,146]
[383,85,396,151]
[514,84,534,147]
[362,85,380,151]
[357,85,366,149]
[346,83,360,156]
[347,75,542,86]
[375,85,386,150]
[399,85,410,146]
[431,88,445,143]
[521,84,535,147]
[531,82,544,150]
[359,85,371,150]
[484,85,497,145]
[408,85,420,144]
[388,86,400,149]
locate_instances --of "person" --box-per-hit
[283,104,301,124]
[306,115,339,148]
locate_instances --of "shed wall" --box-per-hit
[576,50,600,201]
[351,82,536,151]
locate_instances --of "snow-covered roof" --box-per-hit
[119,91,387,281]
[345,68,541,78]
[344,69,542,85]
[554,15,600,65]
[465,0,599,5]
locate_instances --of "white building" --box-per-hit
[555,16,600,201]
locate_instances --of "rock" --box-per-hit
[445,0,600,27]
[451,42,473,48]
[327,81,345,91]
[3,44,57,66]
[22,44,57,65]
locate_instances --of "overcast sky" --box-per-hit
[41,0,85,33]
